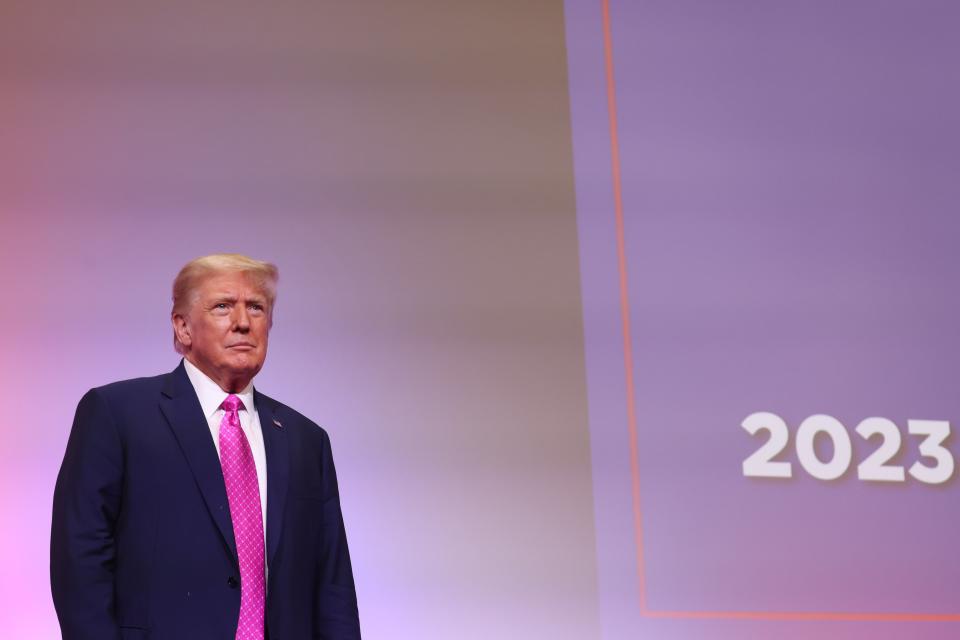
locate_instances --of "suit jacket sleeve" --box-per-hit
[315,428,362,639]
[51,389,124,640]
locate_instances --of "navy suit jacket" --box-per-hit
[51,362,361,640]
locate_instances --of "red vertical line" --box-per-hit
[600,0,647,613]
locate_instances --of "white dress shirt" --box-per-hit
[183,358,268,547]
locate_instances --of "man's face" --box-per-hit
[174,270,271,390]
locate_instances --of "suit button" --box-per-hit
[227,576,239,589]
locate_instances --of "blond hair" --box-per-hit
[171,253,279,354]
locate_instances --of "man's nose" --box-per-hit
[232,305,251,331]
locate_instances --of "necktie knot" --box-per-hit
[222,394,244,413]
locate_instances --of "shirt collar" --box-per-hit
[183,358,256,419]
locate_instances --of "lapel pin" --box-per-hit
[272,419,283,429]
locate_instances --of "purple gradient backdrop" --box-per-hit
[0,2,598,638]
[567,1,960,638]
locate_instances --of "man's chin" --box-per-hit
[224,354,264,376]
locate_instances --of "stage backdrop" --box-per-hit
[567,1,960,639]
[3,1,957,639]
[0,2,597,638]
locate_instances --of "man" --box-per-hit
[51,254,361,640]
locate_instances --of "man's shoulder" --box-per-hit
[82,370,175,413]
[254,390,330,442]
[71,370,176,429]
[94,371,170,397]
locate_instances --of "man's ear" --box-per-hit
[172,313,192,349]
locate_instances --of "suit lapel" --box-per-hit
[159,362,238,568]
[256,390,289,569]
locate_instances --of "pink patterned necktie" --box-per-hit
[219,394,266,640]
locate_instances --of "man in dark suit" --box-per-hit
[51,254,361,640]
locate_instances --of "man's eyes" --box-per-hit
[210,302,265,312]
